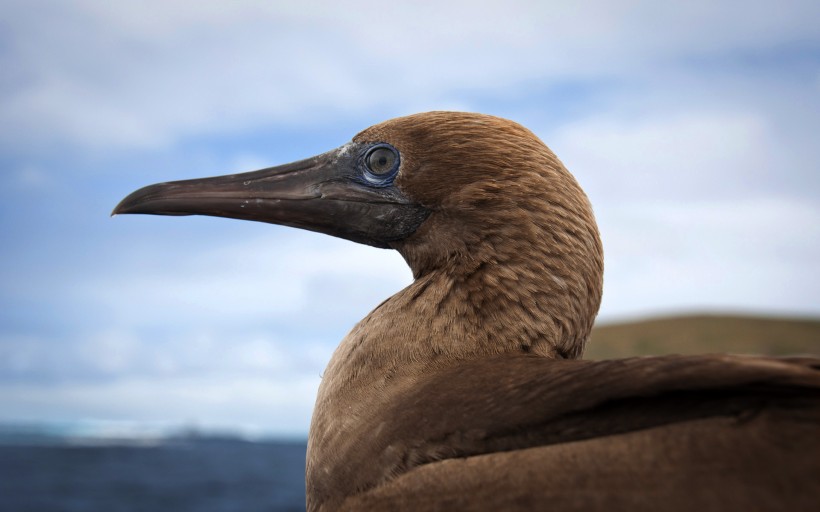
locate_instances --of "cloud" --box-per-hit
[552,109,773,201]
[73,231,411,329]
[0,374,319,435]
[2,0,820,435]
[596,197,820,318]
[547,106,820,319]
[0,228,408,419]
[3,0,819,153]
[0,327,331,383]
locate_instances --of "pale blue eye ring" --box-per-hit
[362,144,400,185]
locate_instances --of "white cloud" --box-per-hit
[0,374,318,435]
[75,230,410,329]
[2,0,820,436]
[596,197,820,319]
[3,0,818,152]
[542,104,820,320]
[552,109,773,202]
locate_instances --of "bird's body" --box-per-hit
[334,354,819,511]
[115,112,820,511]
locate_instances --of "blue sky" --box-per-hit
[1,0,819,437]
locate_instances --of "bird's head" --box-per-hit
[116,112,599,272]
[114,112,603,353]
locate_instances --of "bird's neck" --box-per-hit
[306,231,602,509]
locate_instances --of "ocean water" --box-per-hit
[0,438,307,512]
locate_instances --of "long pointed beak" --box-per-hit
[112,144,429,248]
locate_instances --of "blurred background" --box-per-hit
[1,1,818,510]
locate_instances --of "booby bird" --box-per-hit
[114,112,820,511]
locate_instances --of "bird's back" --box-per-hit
[337,354,820,511]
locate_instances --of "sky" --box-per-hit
[1,0,819,438]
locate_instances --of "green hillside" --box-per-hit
[586,313,820,360]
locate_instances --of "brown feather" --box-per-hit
[112,110,820,511]
[344,406,819,511]
[304,113,819,510]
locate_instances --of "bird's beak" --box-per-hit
[112,144,430,248]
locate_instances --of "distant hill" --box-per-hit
[586,313,820,360]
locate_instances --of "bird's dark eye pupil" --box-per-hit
[367,147,396,175]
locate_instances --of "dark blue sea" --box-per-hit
[0,437,307,512]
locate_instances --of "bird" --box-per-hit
[114,111,820,511]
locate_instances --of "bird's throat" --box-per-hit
[305,247,599,510]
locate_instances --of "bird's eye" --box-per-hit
[366,147,397,175]
[362,144,400,185]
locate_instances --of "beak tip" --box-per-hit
[111,198,133,217]
[112,184,162,216]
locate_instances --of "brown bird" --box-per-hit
[114,112,820,511]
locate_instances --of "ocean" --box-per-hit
[0,437,308,512]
